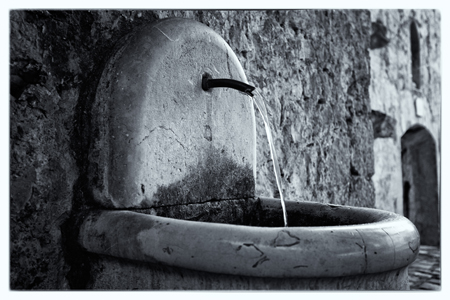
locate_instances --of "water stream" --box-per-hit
[250,90,289,227]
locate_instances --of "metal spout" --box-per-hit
[202,73,255,97]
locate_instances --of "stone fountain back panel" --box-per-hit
[88,18,256,208]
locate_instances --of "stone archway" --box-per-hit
[401,125,439,246]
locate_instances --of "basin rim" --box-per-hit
[78,198,420,278]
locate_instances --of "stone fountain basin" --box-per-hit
[78,197,419,281]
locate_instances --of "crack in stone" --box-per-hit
[252,255,270,268]
[162,246,174,255]
[226,49,233,78]
[272,230,301,247]
[139,125,187,150]
[408,241,419,253]
[240,243,264,257]
[153,26,179,42]
[235,243,270,268]
[355,229,368,274]
[102,241,121,253]
[137,135,150,146]
[293,265,308,268]
[382,228,396,264]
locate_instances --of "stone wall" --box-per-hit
[10,10,164,290]
[369,9,441,214]
[10,10,374,289]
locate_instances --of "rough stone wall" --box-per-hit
[10,10,374,289]
[10,10,163,290]
[369,10,441,214]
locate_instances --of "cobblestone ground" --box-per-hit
[408,245,441,290]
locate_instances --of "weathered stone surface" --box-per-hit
[369,9,441,214]
[88,18,255,208]
[78,203,418,283]
[408,245,441,290]
[88,255,410,290]
[371,110,397,139]
[370,20,390,49]
[10,10,164,290]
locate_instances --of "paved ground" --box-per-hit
[408,245,441,290]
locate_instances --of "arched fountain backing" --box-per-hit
[78,18,420,290]
[88,17,256,209]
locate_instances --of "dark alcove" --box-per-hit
[401,125,439,246]
[410,20,421,89]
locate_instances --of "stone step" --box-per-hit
[408,245,440,291]
[418,282,440,290]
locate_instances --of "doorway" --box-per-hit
[401,125,439,246]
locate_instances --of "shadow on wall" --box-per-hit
[401,125,439,246]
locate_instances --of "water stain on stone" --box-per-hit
[152,146,254,206]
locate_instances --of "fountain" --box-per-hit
[78,18,419,290]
